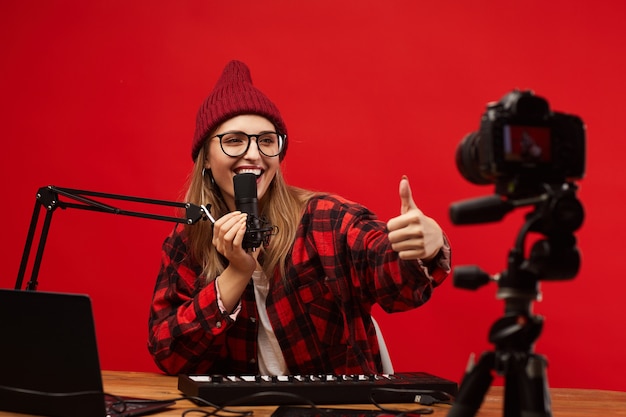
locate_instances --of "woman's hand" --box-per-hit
[386,176,444,262]
[212,211,258,275]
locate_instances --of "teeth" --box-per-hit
[236,169,262,176]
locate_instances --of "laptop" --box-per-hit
[0,288,174,417]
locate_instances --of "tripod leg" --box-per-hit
[504,353,552,417]
[520,354,552,417]
[447,352,495,417]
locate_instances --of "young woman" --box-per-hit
[148,60,451,376]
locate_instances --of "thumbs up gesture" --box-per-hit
[386,176,444,261]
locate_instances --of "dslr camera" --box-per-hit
[446,90,587,416]
[456,89,585,198]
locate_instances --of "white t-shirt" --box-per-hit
[251,270,289,375]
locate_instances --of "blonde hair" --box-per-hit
[183,144,317,282]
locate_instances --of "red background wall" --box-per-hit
[2,1,625,392]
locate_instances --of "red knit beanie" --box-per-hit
[191,60,288,161]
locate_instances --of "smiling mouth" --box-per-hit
[234,168,263,178]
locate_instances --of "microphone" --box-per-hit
[233,173,274,250]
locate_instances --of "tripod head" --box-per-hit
[451,182,583,300]
[454,182,584,358]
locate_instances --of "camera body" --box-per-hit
[456,90,585,197]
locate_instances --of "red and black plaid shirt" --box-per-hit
[148,194,450,376]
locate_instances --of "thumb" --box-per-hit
[400,175,419,214]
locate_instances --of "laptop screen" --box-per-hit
[0,289,107,417]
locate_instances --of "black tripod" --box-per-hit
[447,182,584,417]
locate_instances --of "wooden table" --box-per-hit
[2,370,626,416]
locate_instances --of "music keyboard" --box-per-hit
[178,372,458,406]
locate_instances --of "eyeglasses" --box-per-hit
[212,131,286,158]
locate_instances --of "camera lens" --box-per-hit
[455,132,491,185]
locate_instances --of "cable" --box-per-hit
[371,388,454,405]
[368,388,456,416]
[182,391,327,417]
[1,382,454,416]
[104,393,178,415]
